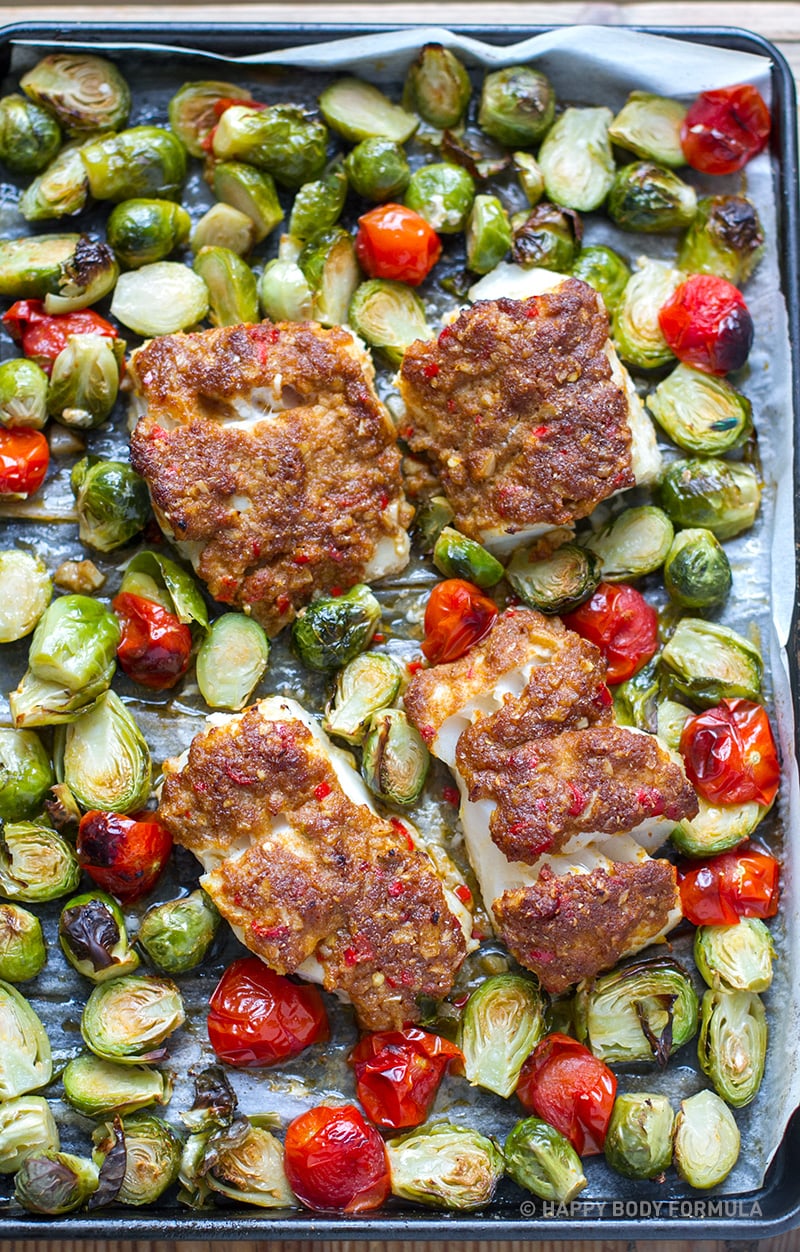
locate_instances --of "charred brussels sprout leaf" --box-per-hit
[648,364,752,455]
[59,890,140,983]
[478,66,555,147]
[698,988,767,1107]
[213,163,284,244]
[609,91,687,167]
[538,107,615,212]
[673,1089,740,1189]
[107,199,191,269]
[387,1122,504,1210]
[191,203,256,257]
[81,974,185,1064]
[0,822,80,903]
[110,261,209,336]
[349,278,432,365]
[574,957,699,1066]
[678,195,764,287]
[585,506,674,581]
[604,1093,674,1179]
[168,80,252,157]
[0,94,61,173]
[196,614,269,710]
[0,553,51,645]
[362,708,430,806]
[298,226,360,328]
[71,456,150,551]
[505,1116,587,1201]
[433,527,504,587]
[660,617,762,706]
[80,126,187,202]
[259,257,313,322]
[613,660,660,734]
[506,541,600,615]
[0,1096,59,1173]
[193,247,259,327]
[413,495,455,554]
[694,919,774,994]
[138,890,220,975]
[0,728,54,822]
[404,162,475,234]
[0,358,49,429]
[663,528,732,609]
[21,53,130,135]
[466,195,513,275]
[19,140,90,221]
[404,44,472,129]
[92,1113,182,1205]
[571,245,630,313]
[63,1053,171,1117]
[45,236,119,314]
[212,103,328,188]
[319,77,417,144]
[323,652,403,745]
[0,979,52,1098]
[47,335,121,430]
[459,974,546,1098]
[608,161,697,233]
[15,1150,99,1213]
[659,457,761,541]
[612,256,683,370]
[345,140,410,203]
[513,151,545,205]
[512,201,581,271]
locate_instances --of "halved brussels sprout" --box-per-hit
[0,822,80,903]
[0,1095,59,1173]
[0,93,61,173]
[613,659,659,734]
[15,1150,99,1213]
[197,1122,294,1208]
[504,1116,586,1202]
[138,889,220,975]
[466,194,513,275]
[608,161,697,233]
[413,495,455,554]
[0,358,49,429]
[386,1122,504,1210]
[0,233,80,300]
[433,527,504,587]
[191,203,256,257]
[513,151,545,206]
[612,256,682,369]
[213,162,284,244]
[92,1112,182,1205]
[538,107,615,212]
[19,139,90,221]
[120,550,209,633]
[478,66,555,147]
[405,161,475,234]
[80,126,187,202]
[196,613,269,710]
[512,201,580,272]
[659,457,761,540]
[404,43,471,129]
[323,651,403,745]
[107,199,191,269]
[506,541,600,615]
[459,973,546,1098]
[258,257,313,322]
[0,552,51,644]
[574,957,699,1065]
[298,226,360,328]
[656,696,692,751]
[47,334,121,430]
[663,528,732,609]
[59,889,140,983]
[609,91,687,167]
[585,506,673,581]
[345,139,410,203]
[110,261,209,336]
[0,979,52,1098]
[319,77,417,144]
[348,279,432,366]
[71,455,150,551]
[648,364,752,455]
[289,163,348,238]
[21,53,129,134]
[673,794,765,859]
[604,1093,674,1180]
[44,236,119,314]
[212,103,328,188]
[678,194,764,287]
[694,919,774,994]
[673,1089,740,1189]
[82,974,185,1064]
[571,245,630,314]
[361,708,430,805]
[0,904,46,983]
[168,80,251,157]
[298,589,381,672]
[698,988,767,1108]
[193,247,259,327]
[661,617,762,706]
[63,1053,170,1117]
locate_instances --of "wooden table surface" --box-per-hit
[1,2,798,1250]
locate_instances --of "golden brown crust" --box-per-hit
[494,861,681,994]
[398,281,634,539]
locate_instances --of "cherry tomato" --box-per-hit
[679,848,780,925]
[0,428,49,496]
[284,1103,390,1212]
[516,1033,617,1156]
[421,578,498,665]
[355,203,442,286]
[2,300,118,374]
[658,274,753,376]
[562,582,657,684]
[207,957,329,1067]
[680,699,780,808]
[112,591,193,691]
[681,84,771,175]
[349,1026,463,1129]
[77,810,172,903]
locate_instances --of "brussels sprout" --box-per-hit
[191,203,256,257]
[71,456,150,551]
[574,957,699,1066]
[21,53,129,135]
[0,552,52,645]
[612,256,683,370]
[506,541,600,615]
[386,1122,504,1210]
[107,198,191,269]
[0,1096,59,1173]
[585,506,674,580]
[12,592,119,714]
[319,77,417,144]
[674,797,766,863]
[414,495,455,554]
[512,202,580,272]
[110,261,209,336]
[659,457,761,541]
[344,139,410,203]
[0,233,80,300]
[47,335,120,430]
[15,1150,99,1213]
[0,358,49,429]
[82,974,185,1064]
[478,66,555,147]
[459,973,546,1099]
[80,126,186,202]
[571,245,630,313]
[59,889,140,983]
[258,257,313,322]
[0,979,51,1098]
[0,93,61,173]
[292,585,381,672]
[213,162,284,244]
[191,1121,294,1208]
[120,550,209,633]
[138,889,220,975]
[661,617,762,706]
[613,659,660,733]
[0,904,46,983]
[698,988,767,1108]
[538,107,615,212]
[45,236,119,315]
[361,708,430,805]
[92,1112,181,1205]
[694,919,774,994]
[433,527,504,587]
[45,782,83,834]
[513,151,544,206]
[466,194,513,275]
[609,91,687,167]
[0,822,80,903]
[298,226,360,328]
[404,162,475,234]
[663,528,732,609]
[212,103,328,188]
[678,195,764,287]
[604,1093,674,1180]
[609,161,697,233]
[674,1089,740,1188]
[289,163,347,239]
[348,278,432,366]
[656,696,692,751]
[196,613,269,710]
[504,1116,586,1201]
[323,652,403,745]
[403,43,471,129]
[180,1064,238,1135]
[19,139,90,221]
[193,247,259,327]
[168,80,251,157]
[648,365,752,456]
[63,1053,170,1117]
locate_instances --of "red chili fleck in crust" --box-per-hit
[407,660,424,675]
[423,362,440,378]
[387,881,405,898]
[223,764,256,786]
[251,922,290,940]
[636,787,665,816]
[379,493,389,510]
[533,425,550,438]
[438,326,454,344]
[314,782,332,801]
[454,884,473,905]
[277,595,290,615]
[330,586,343,598]
[294,553,311,565]
[567,783,587,816]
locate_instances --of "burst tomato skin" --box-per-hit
[284,1104,391,1212]
[2,300,118,373]
[681,84,771,175]
[0,428,49,496]
[355,203,442,286]
[77,810,172,902]
[680,698,780,808]
[516,1032,617,1156]
[679,849,780,925]
[562,582,657,684]
[112,591,193,691]
[350,1026,463,1129]
[422,579,499,665]
[658,274,753,375]
[207,957,329,1067]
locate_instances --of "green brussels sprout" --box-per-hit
[694,919,774,994]
[192,246,259,327]
[168,80,251,157]
[673,1089,740,1189]
[54,690,151,814]
[46,334,120,430]
[21,53,129,135]
[0,552,52,644]
[663,528,732,609]
[0,358,49,429]
[608,161,697,233]
[613,659,660,733]
[361,708,430,806]
[404,43,471,129]
[59,890,140,983]
[0,1096,59,1173]
[107,198,191,269]
[433,527,504,587]
[656,696,692,751]
[80,125,186,201]
[0,93,61,173]
[71,455,150,551]
[660,617,762,706]
[15,1150,98,1213]
[659,457,761,541]
[504,1116,586,1202]
[0,822,80,903]
[120,550,209,633]
[604,1093,674,1180]
[63,1053,171,1117]
[212,103,328,188]
[110,260,209,336]
[506,541,600,615]
[213,162,284,244]
[571,245,630,313]
[258,256,313,322]
[512,201,580,271]
[609,91,687,167]
[19,139,90,221]
[574,957,699,1065]
[647,364,752,455]
[466,194,512,274]
[0,979,52,1098]
[92,1112,182,1205]
[344,139,410,203]
[45,236,119,315]
[319,77,417,144]
[0,232,79,299]
[585,505,674,580]
[0,904,46,983]
[698,988,767,1108]
[458,973,546,1099]
[82,974,185,1064]
[289,163,348,237]
[673,793,765,860]
[678,195,764,287]
[138,889,220,975]
[348,278,432,365]
[538,107,615,212]
[386,1122,504,1210]
[478,66,555,147]
[612,256,683,369]
[323,652,403,745]
[298,226,360,328]
[405,161,475,234]
[292,584,381,671]
[191,203,256,257]
[512,151,544,207]
[196,613,269,710]
[183,1120,294,1209]
[413,495,455,553]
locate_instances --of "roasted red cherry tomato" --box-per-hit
[681,84,771,175]
[207,957,329,1067]
[77,810,172,903]
[355,203,442,286]
[112,591,193,691]
[562,582,657,684]
[679,848,780,925]
[680,698,780,808]
[658,274,753,375]
[421,578,499,665]
[2,300,118,373]
[349,1026,463,1129]
[0,428,49,496]
[284,1103,390,1213]
[516,1033,617,1156]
